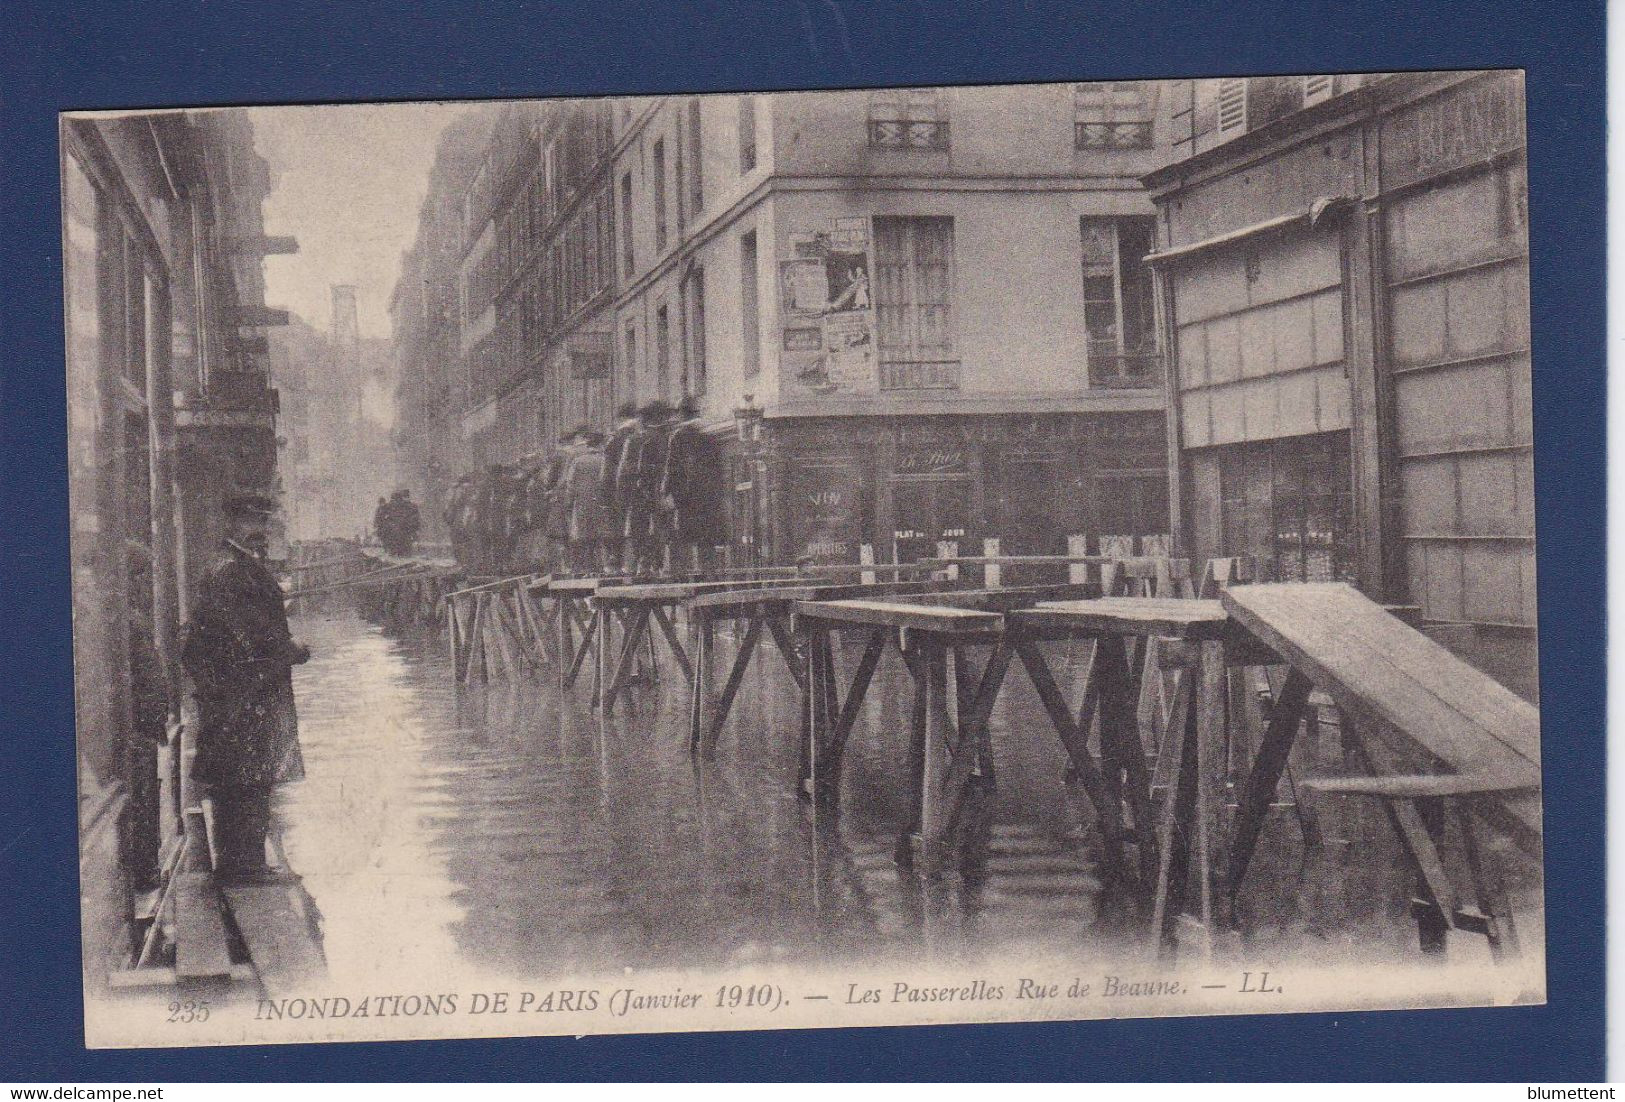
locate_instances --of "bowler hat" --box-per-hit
[640,398,675,422]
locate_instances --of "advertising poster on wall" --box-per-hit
[780,220,877,396]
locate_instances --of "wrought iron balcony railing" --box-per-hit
[1087,351,1163,389]
[868,120,950,150]
[1075,121,1154,150]
[878,359,961,391]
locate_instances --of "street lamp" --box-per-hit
[732,393,763,446]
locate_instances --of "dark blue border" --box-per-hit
[1,0,1604,1081]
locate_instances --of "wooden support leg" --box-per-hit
[652,604,695,683]
[447,600,463,682]
[1456,799,1520,960]
[688,613,714,755]
[702,617,764,759]
[766,614,810,694]
[816,627,888,801]
[800,625,829,802]
[1094,635,1157,887]
[592,605,609,708]
[901,644,930,848]
[1227,667,1313,901]
[1151,683,1199,960]
[1014,640,1133,888]
[468,595,490,685]
[937,639,1013,825]
[557,597,575,692]
[1349,740,1460,954]
[917,642,956,874]
[602,608,650,714]
[1192,640,1226,958]
[564,606,600,689]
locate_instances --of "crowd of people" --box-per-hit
[443,396,726,578]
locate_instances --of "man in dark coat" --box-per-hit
[380,489,420,556]
[633,399,676,574]
[660,395,725,574]
[180,493,310,882]
[603,402,640,573]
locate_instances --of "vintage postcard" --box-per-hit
[65,71,1543,1049]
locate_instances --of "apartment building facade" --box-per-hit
[456,99,619,467]
[610,84,1177,566]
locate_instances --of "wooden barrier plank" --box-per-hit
[1014,598,1229,640]
[221,881,325,997]
[174,872,233,979]
[795,599,1002,634]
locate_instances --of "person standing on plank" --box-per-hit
[180,492,310,883]
[602,402,640,573]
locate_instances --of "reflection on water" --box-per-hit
[278,611,1499,987]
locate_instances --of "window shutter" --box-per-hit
[1217,78,1248,133]
[1302,74,1335,106]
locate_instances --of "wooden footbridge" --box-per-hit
[116,536,1542,996]
[424,542,1539,964]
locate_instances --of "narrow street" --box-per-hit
[278,609,1120,987]
[273,602,1463,990]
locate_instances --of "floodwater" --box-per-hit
[274,607,1527,990]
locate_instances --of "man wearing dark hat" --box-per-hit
[180,492,310,882]
[633,399,677,574]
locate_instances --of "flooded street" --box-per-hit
[273,606,1505,990]
[279,610,1117,988]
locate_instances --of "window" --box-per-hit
[652,138,668,254]
[868,89,948,149]
[684,266,707,396]
[687,98,704,216]
[673,124,686,238]
[620,172,635,278]
[738,95,757,173]
[623,322,638,397]
[1074,81,1155,149]
[740,230,760,377]
[874,216,956,389]
[655,302,671,400]
[1079,217,1159,387]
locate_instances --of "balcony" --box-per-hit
[208,368,278,409]
[1087,352,1163,389]
[879,359,960,391]
[1075,121,1154,150]
[868,120,949,150]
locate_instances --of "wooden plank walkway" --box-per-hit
[1221,583,1541,848]
[173,872,233,980]
[221,880,327,997]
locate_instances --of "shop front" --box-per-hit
[746,411,1168,568]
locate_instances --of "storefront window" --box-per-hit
[1217,432,1354,582]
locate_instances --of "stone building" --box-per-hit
[61,107,290,971]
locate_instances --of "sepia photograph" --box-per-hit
[63,70,1544,1050]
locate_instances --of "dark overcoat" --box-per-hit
[181,546,306,790]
